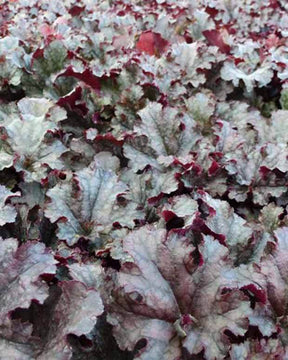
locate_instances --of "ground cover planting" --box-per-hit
[1,0,288,359]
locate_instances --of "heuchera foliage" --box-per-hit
[1,0,288,359]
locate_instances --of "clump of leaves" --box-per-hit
[1,0,288,359]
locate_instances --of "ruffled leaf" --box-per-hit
[45,162,143,246]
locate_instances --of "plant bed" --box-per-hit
[1,0,288,359]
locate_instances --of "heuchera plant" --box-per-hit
[1,0,288,359]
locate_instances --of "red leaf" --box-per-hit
[136,31,169,56]
[40,24,54,37]
[241,284,267,304]
[203,29,231,54]
[33,48,44,60]
[57,86,88,115]
[58,66,101,92]
[208,160,220,176]
[162,210,176,222]
[69,6,85,16]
